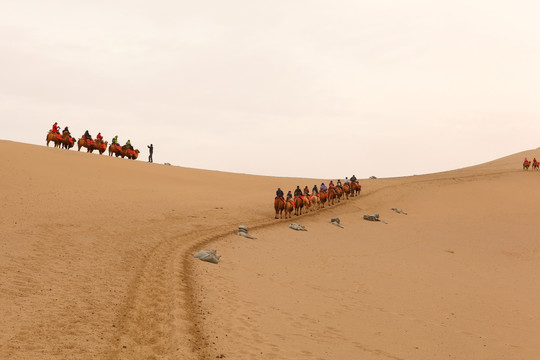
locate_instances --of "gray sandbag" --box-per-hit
[391,208,407,215]
[193,249,221,264]
[331,217,344,228]
[289,223,307,231]
[363,213,380,221]
[237,225,254,239]
[363,213,388,224]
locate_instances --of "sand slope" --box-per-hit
[1,140,539,359]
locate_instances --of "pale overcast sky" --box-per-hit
[1,1,539,178]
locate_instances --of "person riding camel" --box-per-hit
[312,185,319,195]
[328,180,335,191]
[125,139,133,150]
[112,135,118,144]
[96,132,103,141]
[62,126,70,136]
[286,191,293,200]
[52,122,60,134]
[276,188,284,200]
[534,158,538,164]
[303,186,310,196]
[320,183,327,193]
[350,175,357,183]
[524,157,529,163]
[344,177,349,184]
[294,186,303,198]
[337,179,342,188]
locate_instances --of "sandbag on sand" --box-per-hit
[331,217,344,228]
[289,223,307,231]
[363,213,388,224]
[193,249,221,264]
[237,225,254,239]
[391,208,408,215]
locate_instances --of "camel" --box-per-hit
[311,194,320,210]
[108,143,123,157]
[351,182,360,197]
[89,139,108,155]
[59,132,75,149]
[342,184,350,200]
[523,161,531,170]
[294,196,303,216]
[303,195,311,213]
[120,146,140,160]
[274,197,285,219]
[319,191,327,208]
[46,131,62,147]
[328,187,336,206]
[354,183,361,196]
[336,186,343,202]
[78,136,94,152]
[285,199,294,219]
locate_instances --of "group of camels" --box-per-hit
[274,182,361,219]
[523,159,539,170]
[46,130,140,160]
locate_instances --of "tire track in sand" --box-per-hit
[107,197,360,360]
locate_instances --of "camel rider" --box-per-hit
[350,175,357,183]
[62,126,70,136]
[294,186,303,198]
[125,139,133,150]
[286,190,293,200]
[112,135,118,144]
[320,183,327,193]
[84,130,92,140]
[96,132,103,141]
[329,180,335,190]
[337,179,342,188]
[344,177,349,184]
[534,158,537,164]
[52,122,60,134]
[524,158,529,163]
[304,186,310,196]
[312,185,319,195]
[276,188,284,200]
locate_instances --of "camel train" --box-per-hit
[524,158,539,171]
[46,129,139,160]
[274,181,362,219]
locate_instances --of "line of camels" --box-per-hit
[46,130,140,160]
[274,182,361,219]
[523,159,539,170]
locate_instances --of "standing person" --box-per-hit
[147,144,153,163]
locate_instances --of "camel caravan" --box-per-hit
[46,123,139,160]
[274,177,362,219]
[523,157,539,171]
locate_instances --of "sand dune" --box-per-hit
[1,140,539,359]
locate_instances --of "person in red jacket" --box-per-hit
[96,132,103,141]
[52,122,60,133]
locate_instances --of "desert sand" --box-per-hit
[1,140,540,359]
